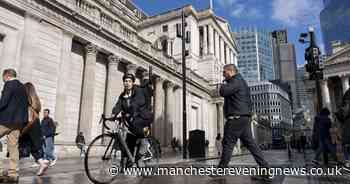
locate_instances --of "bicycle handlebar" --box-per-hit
[99,114,129,131]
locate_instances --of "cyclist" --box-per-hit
[111,73,153,167]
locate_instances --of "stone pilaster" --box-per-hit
[105,55,122,115]
[19,13,41,82]
[79,43,98,142]
[54,31,74,142]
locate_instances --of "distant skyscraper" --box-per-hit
[271,29,300,112]
[320,0,350,55]
[296,67,316,120]
[234,27,274,82]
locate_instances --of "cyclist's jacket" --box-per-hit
[112,84,153,127]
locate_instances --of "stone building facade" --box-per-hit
[248,81,292,147]
[0,0,238,156]
[322,42,350,115]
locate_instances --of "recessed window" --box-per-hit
[0,34,4,42]
[162,25,168,32]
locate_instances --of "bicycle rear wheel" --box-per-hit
[84,134,122,184]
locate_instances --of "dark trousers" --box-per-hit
[121,118,148,166]
[219,117,269,168]
[314,139,337,163]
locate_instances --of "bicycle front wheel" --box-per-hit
[84,134,122,184]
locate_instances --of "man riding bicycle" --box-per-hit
[111,73,153,167]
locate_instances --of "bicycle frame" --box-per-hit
[101,117,139,165]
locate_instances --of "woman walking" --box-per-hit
[19,82,49,176]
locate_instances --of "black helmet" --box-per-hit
[122,73,135,82]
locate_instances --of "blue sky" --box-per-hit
[133,0,325,67]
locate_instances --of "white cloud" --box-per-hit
[218,0,263,19]
[217,0,238,7]
[271,0,322,27]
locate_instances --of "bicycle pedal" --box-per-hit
[142,157,152,161]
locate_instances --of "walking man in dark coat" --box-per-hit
[214,64,271,181]
[0,69,28,183]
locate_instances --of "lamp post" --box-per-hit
[176,10,190,159]
[299,27,323,113]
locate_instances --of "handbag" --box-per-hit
[21,106,39,135]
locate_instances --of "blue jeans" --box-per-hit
[43,137,56,161]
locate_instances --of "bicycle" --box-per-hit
[84,114,160,184]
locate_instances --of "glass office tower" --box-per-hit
[320,0,350,55]
[234,27,274,82]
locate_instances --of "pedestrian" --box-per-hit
[171,137,177,152]
[312,108,338,165]
[212,64,272,181]
[0,69,29,183]
[215,133,222,156]
[75,131,86,158]
[300,133,307,153]
[335,87,350,171]
[41,109,57,166]
[19,82,49,176]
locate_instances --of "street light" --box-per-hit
[176,10,190,159]
[299,27,323,113]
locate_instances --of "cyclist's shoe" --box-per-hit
[142,151,153,161]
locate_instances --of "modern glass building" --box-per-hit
[234,27,274,82]
[320,0,350,55]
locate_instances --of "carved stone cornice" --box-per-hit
[7,0,214,97]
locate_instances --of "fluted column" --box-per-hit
[208,25,214,55]
[341,75,349,94]
[321,79,331,111]
[217,102,224,136]
[203,25,208,55]
[165,81,175,146]
[105,55,122,115]
[54,31,74,142]
[154,77,165,146]
[79,43,97,142]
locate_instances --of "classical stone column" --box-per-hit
[208,25,214,55]
[321,79,332,111]
[341,75,349,94]
[165,81,175,146]
[154,77,165,146]
[105,55,122,115]
[79,43,97,142]
[54,31,74,142]
[217,102,224,136]
[203,25,207,55]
